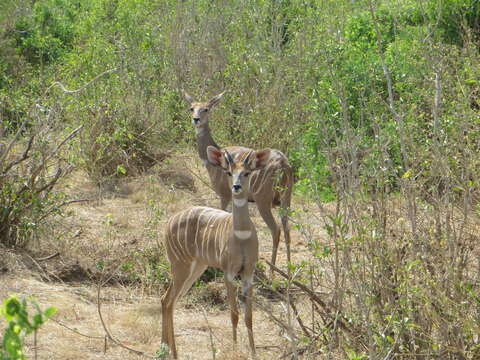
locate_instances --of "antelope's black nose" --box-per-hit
[233,184,242,191]
[193,117,200,124]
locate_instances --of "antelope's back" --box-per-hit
[165,206,231,267]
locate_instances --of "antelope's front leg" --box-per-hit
[242,277,255,357]
[225,274,239,344]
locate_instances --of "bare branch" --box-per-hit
[200,306,216,360]
[49,317,104,340]
[368,0,407,169]
[2,135,35,175]
[35,252,60,262]
[0,119,30,166]
[46,68,118,95]
[264,260,351,334]
[45,125,84,163]
[27,126,83,190]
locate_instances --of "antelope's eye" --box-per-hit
[244,172,250,177]
[226,171,232,176]
[189,107,194,112]
[202,108,209,112]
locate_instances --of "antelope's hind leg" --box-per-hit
[256,202,281,273]
[161,261,207,359]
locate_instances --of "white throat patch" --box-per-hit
[196,127,205,136]
[233,198,247,207]
[234,230,252,240]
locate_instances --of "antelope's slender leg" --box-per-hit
[224,275,239,344]
[257,202,281,271]
[280,211,291,263]
[162,279,184,359]
[161,261,207,359]
[180,262,208,298]
[243,282,255,356]
[280,168,293,264]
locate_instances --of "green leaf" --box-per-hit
[43,307,57,318]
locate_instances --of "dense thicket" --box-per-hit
[1,0,480,358]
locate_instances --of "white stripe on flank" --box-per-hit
[233,198,247,207]
[213,216,223,264]
[183,208,195,258]
[168,213,183,261]
[219,216,230,258]
[194,208,209,257]
[166,235,180,261]
[175,211,188,259]
[202,212,216,262]
[234,230,252,240]
[207,215,222,263]
[256,165,270,193]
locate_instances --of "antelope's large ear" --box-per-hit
[248,149,271,170]
[207,146,228,169]
[207,91,225,108]
[182,90,193,105]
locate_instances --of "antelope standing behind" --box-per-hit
[161,145,270,359]
[183,91,293,268]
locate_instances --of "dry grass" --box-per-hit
[0,149,316,359]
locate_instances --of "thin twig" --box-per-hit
[0,119,29,165]
[50,317,104,340]
[2,135,35,175]
[289,299,311,338]
[44,125,84,164]
[35,252,60,262]
[255,273,311,338]
[45,68,118,94]
[24,254,53,282]
[254,299,298,342]
[58,198,95,207]
[278,325,336,359]
[34,329,38,360]
[264,260,351,333]
[200,306,216,360]
[96,267,156,358]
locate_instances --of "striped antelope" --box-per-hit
[183,91,293,270]
[161,145,271,359]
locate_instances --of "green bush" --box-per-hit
[1,296,56,360]
[0,126,78,248]
[12,0,87,64]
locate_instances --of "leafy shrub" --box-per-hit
[1,295,56,360]
[12,0,87,64]
[0,126,79,248]
[432,0,480,45]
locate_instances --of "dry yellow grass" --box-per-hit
[0,149,320,359]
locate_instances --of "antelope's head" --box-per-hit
[182,91,225,129]
[207,146,270,196]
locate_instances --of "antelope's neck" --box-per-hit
[196,125,218,163]
[232,195,253,239]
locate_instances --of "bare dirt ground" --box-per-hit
[0,150,327,359]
